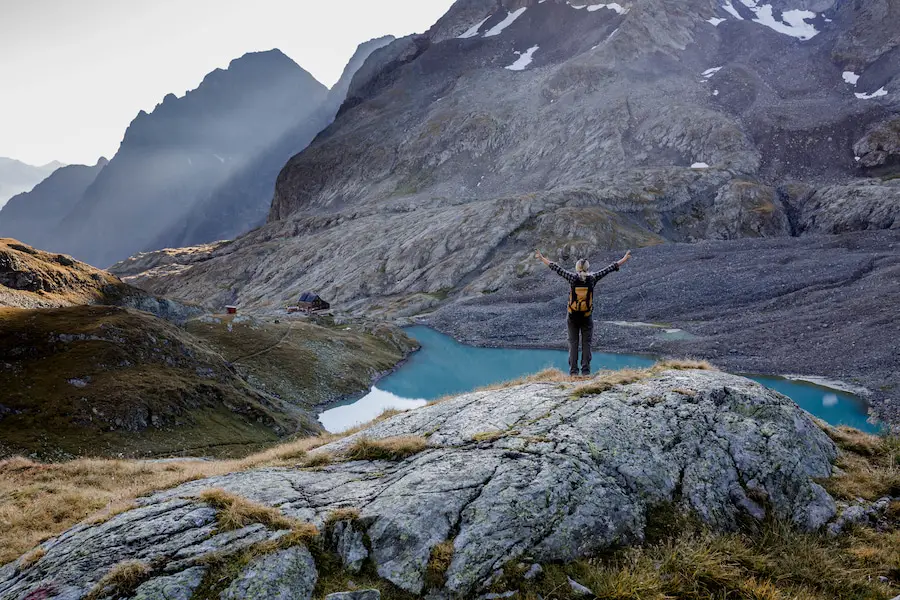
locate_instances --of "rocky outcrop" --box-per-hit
[854,117,900,171]
[0,237,197,321]
[796,180,900,233]
[0,369,842,599]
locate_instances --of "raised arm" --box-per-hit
[535,250,579,283]
[591,250,632,283]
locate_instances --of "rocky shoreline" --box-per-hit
[428,230,900,429]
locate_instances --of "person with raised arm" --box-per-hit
[536,249,633,376]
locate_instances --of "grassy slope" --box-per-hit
[0,307,416,461]
[0,238,129,308]
[186,315,418,408]
[0,305,311,460]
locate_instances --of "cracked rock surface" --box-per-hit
[0,369,838,599]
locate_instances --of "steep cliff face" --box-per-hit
[41,50,328,268]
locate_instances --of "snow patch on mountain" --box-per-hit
[506,46,540,71]
[484,7,528,37]
[842,71,860,85]
[569,3,629,14]
[703,67,723,78]
[708,17,726,26]
[855,88,889,100]
[458,16,491,39]
[717,1,820,40]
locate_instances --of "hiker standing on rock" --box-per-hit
[536,249,632,376]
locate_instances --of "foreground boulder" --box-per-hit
[0,369,839,599]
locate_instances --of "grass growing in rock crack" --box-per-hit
[325,508,361,525]
[426,540,455,589]
[84,560,151,600]
[472,429,521,443]
[312,551,419,600]
[199,488,299,532]
[343,436,428,462]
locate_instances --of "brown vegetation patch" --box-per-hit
[343,436,429,462]
[0,434,338,564]
[571,360,718,399]
[85,560,151,600]
[17,547,45,570]
[487,513,899,600]
[823,428,900,501]
[471,429,521,443]
[198,488,298,532]
[426,540,455,589]
[325,508,361,525]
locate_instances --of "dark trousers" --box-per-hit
[567,313,593,375]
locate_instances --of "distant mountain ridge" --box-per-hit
[151,35,395,250]
[42,49,329,268]
[122,0,899,316]
[0,158,64,209]
[1,41,397,268]
[0,158,108,247]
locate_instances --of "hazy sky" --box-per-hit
[0,0,455,166]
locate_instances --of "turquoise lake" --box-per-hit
[319,326,878,434]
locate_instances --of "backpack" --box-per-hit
[568,277,594,316]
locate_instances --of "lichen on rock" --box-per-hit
[0,369,841,599]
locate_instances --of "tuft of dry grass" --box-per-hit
[301,452,335,468]
[477,368,573,392]
[571,369,651,398]
[822,428,900,501]
[672,387,698,396]
[199,488,297,532]
[17,546,46,570]
[471,429,520,443]
[571,360,718,399]
[343,436,428,462]
[426,540,455,589]
[657,359,716,371]
[85,560,151,600]
[325,508,361,525]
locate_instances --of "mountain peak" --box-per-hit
[227,48,297,70]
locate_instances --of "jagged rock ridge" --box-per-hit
[151,36,396,251]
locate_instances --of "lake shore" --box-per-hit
[427,231,900,430]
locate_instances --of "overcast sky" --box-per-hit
[0,0,455,166]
